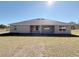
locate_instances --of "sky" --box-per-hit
[0,1,79,24]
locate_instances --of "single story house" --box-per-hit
[10,18,71,34]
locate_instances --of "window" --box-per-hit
[36,26,39,30]
[43,26,51,30]
[44,27,50,30]
[63,29,66,31]
[59,29,66,31]
[14,26,17,30]
[59,26,66,31]
[59,29,62,31]
[14,28,17,30]
[31,26,39,31]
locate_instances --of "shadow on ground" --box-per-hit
[0,33,79,37]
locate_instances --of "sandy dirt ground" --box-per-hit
[0,37,79,57]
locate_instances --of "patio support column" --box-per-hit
[39,25,42,34]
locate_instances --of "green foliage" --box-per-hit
[0,24,8,28]
[69,22,79,30]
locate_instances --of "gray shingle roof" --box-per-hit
[10,18,70,25]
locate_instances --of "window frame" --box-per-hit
[59,26,67,32]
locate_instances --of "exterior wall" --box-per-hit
[10,25,30,33]
[10,25,71,34]
[54,25,71,34]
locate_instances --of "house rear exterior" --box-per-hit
[10,18,71,34]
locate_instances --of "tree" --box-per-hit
[0,24,8,28]
[69,21,79,30]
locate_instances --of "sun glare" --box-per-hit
[47,0,55,6]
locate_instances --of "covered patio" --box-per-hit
[30,25,55,34]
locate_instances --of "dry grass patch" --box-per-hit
[0,36,79,57]
[72,30,79,35]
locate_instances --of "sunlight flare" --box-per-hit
[47,0,55,6]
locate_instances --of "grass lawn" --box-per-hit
[0,30,79,57]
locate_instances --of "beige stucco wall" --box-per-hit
[10,25,30,33]
[54,25,71,34]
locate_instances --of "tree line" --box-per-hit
[0,24,9,29]
[69,22,79,30]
